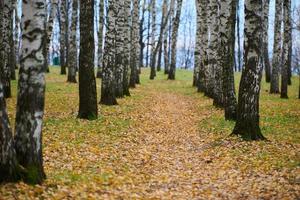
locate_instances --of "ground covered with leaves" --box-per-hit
[1,68,299,199]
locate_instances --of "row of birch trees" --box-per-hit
[193,0,294,140]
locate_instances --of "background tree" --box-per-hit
[115,0,125,98]
[163,1,171,74]
[193,0,201,87]
[101,0,118,105]
[78,0,98,119]
[122,0,131,96]
[9,0,17,80]
[149,0,157,80]
[281,0,292,99]
[139,0,147,71]
[270,0,283,94]
[263,0,271,83]
[211,0,223,107]
[44,0,59,73]
[156,0,168,72]
[1,0,13,98]
[0,0,21,183]
[168,0,183,80]
[58,0,67,75]
[96,0,104,78]
[232,0,265,140]
[129,0,140,87]
[197,0,208,93]
[67,0,78,83]
[221,0,237,120]
[145,0,151,69]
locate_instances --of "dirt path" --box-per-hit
[111,89,211,198]
[102,85,299,199]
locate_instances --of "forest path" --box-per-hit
[111,84,214,198]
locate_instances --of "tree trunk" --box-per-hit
[220,0,237,120]
[270,0,283,94]
[2,0,12,98]
[211,0,223,107]
[281,0,291,99]
[9,2,16,80]
[129,0,140,87]
[149,0,157,80]
[67,0,78,83]
[0,0,21,183]
[232,0,265,140]
[145,0,151,68]
[204,1,216,98]
[156,0,168,72]
[97,0,104,78]
[101,0,118,105]
[0,81,22,182]
[168,0,183,80]
[236,1,242,72]
[263,0,271,83]
[139,0,147,72]
[14,0,47,184]
[193,0,200,87]
[163,13,170,74]
[44,0,59,73]
[78,0,98,118]
[64,0,71,76]
[123,0,131,96]
[59,0,67,75]
[197,0,208,93]
[115,0,125,98]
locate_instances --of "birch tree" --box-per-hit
[44,0,59,73]
[9,1,17,80]
[232,0,265,140]
[211,0,223,107]
[281,0,292,99]
[193,0,200,87]
[101,0,118,105]
[58,0,67,75]
[139,0,147,71]
[0,0,21,183]
[1,0,13,98]
[123,0,131,96]
[115,0,125,98]
[163,3,170,74]
[14,0,47,183]
[197,0,208,93]
[220,0,237,120]
[78,0,98,119]
[145,0,151,68]
[263,0,271,83]
[150,0,171,79]
[149,0,157,80]
[156,0,168,72]
[168,0,183,80]
[96,0,104,78]
[270,0,283,94]
[67,0,78,83]
[129,0,140,87]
